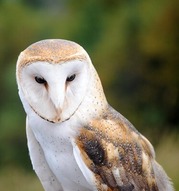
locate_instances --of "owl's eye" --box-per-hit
[66,74,76,82]
[35,76,47,84]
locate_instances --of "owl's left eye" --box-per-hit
[66,74,76,82]
[35,76,47,84]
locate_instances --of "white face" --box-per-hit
[19,60,90,123]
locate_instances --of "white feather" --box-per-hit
[26,117,63,191]
[72,141,98,191]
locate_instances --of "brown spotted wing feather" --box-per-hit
[75,106,160,191]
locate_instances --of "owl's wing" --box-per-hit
[26,117,63,191]
[73,115,173,191]
[73,134,140,191]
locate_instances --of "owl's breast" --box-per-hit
[28,115,92,190]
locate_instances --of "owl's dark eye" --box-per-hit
[66,74,76,82]
[35,76,47,84]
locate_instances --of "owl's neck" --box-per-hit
[75,64,108,123]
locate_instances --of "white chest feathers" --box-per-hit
[27,115,92,191]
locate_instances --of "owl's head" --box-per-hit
[16,39,107,123]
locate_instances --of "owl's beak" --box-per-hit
[49,87,65,122]
[51,105,63,123]
[53,101,63,122]
[55,107,62,118]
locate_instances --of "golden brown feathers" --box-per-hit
[76,106,159,191]
[17,39,87,69]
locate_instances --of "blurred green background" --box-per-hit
[0,0,178,190]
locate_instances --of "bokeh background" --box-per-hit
[0,0,178,190]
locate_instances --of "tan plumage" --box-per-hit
[75,106,161,190]
[18,39,86,65]
[16,39,174,191]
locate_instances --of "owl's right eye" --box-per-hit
[35,76,47,84]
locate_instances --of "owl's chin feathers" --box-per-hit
[32,103,80,124]
[33,110,68,124]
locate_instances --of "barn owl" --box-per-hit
[16,39,174,191]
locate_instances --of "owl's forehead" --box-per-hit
[17,39,88,68]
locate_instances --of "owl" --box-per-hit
[16,39,174,191]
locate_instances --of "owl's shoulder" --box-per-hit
[82,105,154,158]
[75,106,158,190]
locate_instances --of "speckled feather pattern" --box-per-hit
[76,106,159,191]
[19,39,87,65]
[16,39,174,191]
